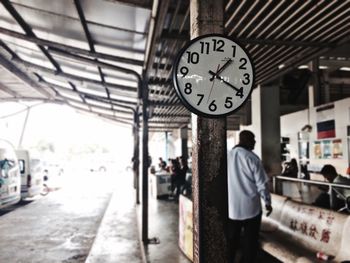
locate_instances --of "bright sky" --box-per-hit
[0,102,133,165]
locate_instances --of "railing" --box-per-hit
[273,175,350,212]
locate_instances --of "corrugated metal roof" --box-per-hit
[0,0,349,131]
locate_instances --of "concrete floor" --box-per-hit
[138,196,191,263]
[0,172,117,263]
[0,168,284,263]
[85,172,142,263]
[0,167,191,263]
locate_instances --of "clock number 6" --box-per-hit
[184,83,192,95]
[209,100,217,112]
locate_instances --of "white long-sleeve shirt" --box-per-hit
[227,146,271,220]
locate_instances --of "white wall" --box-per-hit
[281,109,309,160]
[281,97,350,175]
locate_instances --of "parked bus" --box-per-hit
[16,149,43,199]
[0,140,21,208]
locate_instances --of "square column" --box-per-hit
[252,85,282,176]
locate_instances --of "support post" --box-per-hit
[323,71,330,103]
[133,108,140,204]
[165,131,169,161]
[18,105,30,148]
[311,59,322,106]
[251,84,281,176]
[190,1,228,262]
[141,74,149,243]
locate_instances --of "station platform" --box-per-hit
[86,173,281,263]
[86,173,190,263]
[0,170,284,263]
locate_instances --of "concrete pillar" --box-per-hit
[308,85,314,109]
[165,131,169,161]
[323,71,330,103]
[309,59,322,106]
[190,1,228,262]
[252,85,281,176]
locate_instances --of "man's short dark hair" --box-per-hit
[320,164,337,182]
[320,164,337,176]
[239,130,255,141]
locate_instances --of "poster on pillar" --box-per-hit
[172,34,255,117]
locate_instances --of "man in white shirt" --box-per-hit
[227,130,272,263]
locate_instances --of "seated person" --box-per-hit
[300,163,310,180]
[333,169,350,199]
[158,157,167,171]
[281,158,298,178]
[313,164,345,210]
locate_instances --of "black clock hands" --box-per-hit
[207,64,221,103]
[209,59,233,81]
[208,70,244,98]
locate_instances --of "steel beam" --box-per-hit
[0,52,54,99]
[140,0,170,246]
[141,72,149,243]
[1,0,61,72]
[14,58,137,94]
[0,82,19,97]
[0,27,144,66]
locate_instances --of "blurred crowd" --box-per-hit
[156,156,189,200]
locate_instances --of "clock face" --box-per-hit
[173,34,254,117]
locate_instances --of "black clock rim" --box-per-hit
[172,33,256,118]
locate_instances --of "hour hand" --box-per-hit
[209,59,232,81]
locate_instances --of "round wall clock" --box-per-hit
[173,34,255,118]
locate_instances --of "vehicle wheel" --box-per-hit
[41,184,49,196]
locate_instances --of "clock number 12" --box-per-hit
[199,39,225,54]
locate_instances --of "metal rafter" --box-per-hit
[0,27,144,66]
[0,0,348,131]
[0,82,19,97]
[1,0,61,72]
[0,46,54,98]
[11,57,137,95]
[74,0,113,112]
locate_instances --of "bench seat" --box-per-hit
[261,194,350,262]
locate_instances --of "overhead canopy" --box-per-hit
[0,0,349,131]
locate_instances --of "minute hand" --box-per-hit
[208,70,240,92]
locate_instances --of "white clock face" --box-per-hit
[173,34,254,117]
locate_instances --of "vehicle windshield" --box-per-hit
[0,159,15,178]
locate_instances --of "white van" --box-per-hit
[0,140,21,208]
[16,149,43,199]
